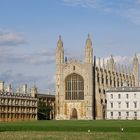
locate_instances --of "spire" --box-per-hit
[56,35,64,65]
[114,62,117,71]
[110,55,114,63]
[57,35,63,48]
[98,58,101,68]
[109,55,115,71]
[103,58,105,69]
[133,53,138,63]
[133,53,139,86]
[85,33,92,48]
[84,34,93,64]
[106,60,109,70]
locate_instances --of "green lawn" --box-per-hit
[0,120,140,132]
[0,120,140,140]
[0,131,140,140]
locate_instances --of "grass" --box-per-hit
[0,120,140,132]
[0,131,140,140]
[0,120,140,139]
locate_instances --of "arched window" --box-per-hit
[65,73,84,100]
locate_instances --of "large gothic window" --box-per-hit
[65,73,84,100]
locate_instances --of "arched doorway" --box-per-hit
[71,108,78,119]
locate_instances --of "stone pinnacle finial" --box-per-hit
[98,57,101,68]
[114,63,116,71]
[110,55,114,71]
[59,35,61,40]
[110,54,114,61]
[124,65,127,73]
[88,33,90,39]
[107,60,109,69]
[134,53,138,59]
[57,35,63,48]
[133,53,138,63]
[103,58,105,69]
[86,33,92,47]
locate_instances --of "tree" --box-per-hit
[37,100,52,120]
[37,100,47,120]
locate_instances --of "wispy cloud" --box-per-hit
[62,0,131,9]
[0,70,40,84]
[122,8,140,25]
[0,30,26,46]
[62,0,140,25]
[63,0,99,8]
[136,0,140,4]
[0,47,55,65]
[47,75,56,90]
[0,70,44,88]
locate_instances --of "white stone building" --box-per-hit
[106,86,140,120]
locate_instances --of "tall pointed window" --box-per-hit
[65,73,84,100]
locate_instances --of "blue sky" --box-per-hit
[0,0,140,93]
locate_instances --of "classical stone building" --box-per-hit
[55,34,139,120]
[0,81,38,122]
[106,86,140,120]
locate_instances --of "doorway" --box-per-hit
[71,108,78,119]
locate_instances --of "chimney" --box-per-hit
[30,86,38,97]
[6,84,12,92]
[0,81,4,92]
[22,84,27,94]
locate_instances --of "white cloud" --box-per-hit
[0,30,26,46]
[63,0,99,8]
[136,0,140,4]
[62,0,140,25]
[0,70,44,90]
[96,54,140,79]
[98,53,140,68]
[122,8,140,25]
[0,47,55,65]
[0,30,56,92]
[114,56,131,65]
[47,75,56,90]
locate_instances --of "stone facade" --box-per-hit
[0,81,38,122]
[106,86,140,120]
[95,54,139,119]
[55,35,139,120]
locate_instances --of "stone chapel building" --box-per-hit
[55,34,139,120]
